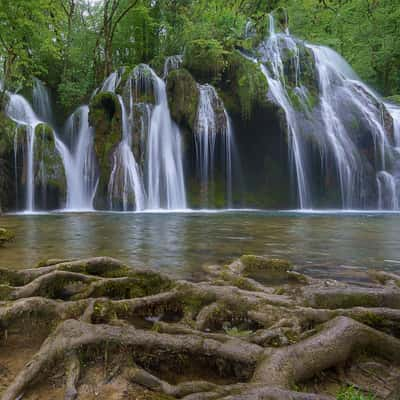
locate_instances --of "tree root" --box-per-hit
[2,255,400,399]
[252,316,400,387]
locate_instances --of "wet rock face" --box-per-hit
[89,92,122,208]
[166,68,199,133]
[33,123,66,209]
[0,110,18,211]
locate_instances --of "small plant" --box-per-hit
[337,386,375,400]
[223,325,252,337]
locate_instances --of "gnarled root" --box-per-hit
[2,256,400,400]
[252,316,400,387]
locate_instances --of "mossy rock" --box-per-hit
[239,255,292,281]
[183,39,230,83]
[222,52,269,119]
[0,111,18,211]
[0,228,15,246]
[89,92,122,207]
[122,64,156,105]
[272,7,289,32]
[132,103,152,168]
[166,69,199,133]
[33,123,66,205]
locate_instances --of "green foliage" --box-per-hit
[337,386,375,400]
[1,0,400,114]
[224,52,268,119]
[285,0,400,96]
[0,0,62,90]
[223,326,252,337]
[184,39,229,82]
[166,68,199,131]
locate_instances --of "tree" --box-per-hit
[0,0,62,91]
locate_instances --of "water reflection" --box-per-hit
[1,211,400,280]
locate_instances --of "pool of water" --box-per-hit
[1,210,400,280]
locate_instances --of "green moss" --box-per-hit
[166,68,199,132]
[34,123,66,195]
[358,312,385,327]
[89,92,122,207]
[0,228,15,246]
[223,326,252,337]
[0,284,13,300]
[223,52,268,119]
[273,7,289,32]
[337,386,375,400]
[183,39,229,83]
[385,95,400,105]
[310,291,385,309]
[240,255,292,272]
[89,272,172,300]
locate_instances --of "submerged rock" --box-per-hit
[228,254,293,282]
[0,227,14,245]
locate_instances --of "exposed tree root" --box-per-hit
[1,255,400,400]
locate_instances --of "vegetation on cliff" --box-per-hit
[0,0,398,118]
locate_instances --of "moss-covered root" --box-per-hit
[252,316,400,388]
[1,319,261,400]
[128,366,334,400]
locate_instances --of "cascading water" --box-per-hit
[254,13,400,209]
[194,84,234,207]
[32,79,54,124]
[5,22,400,212]
[58,106,97,210]
[163,55,183,78]
[257,15,311,208]
[104,63,186,210]
[107,95,145,211]
[145,68,186,209]
[6,94,41,211]
[377,171,398,210]
[100,67,125,94]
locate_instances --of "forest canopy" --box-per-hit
[0,0,399,113]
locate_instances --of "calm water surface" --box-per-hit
[1,210,400,280]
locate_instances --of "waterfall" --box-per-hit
[377,171,398,210]
[145,68,186,209]
[257,15,311,208]
[32,79,53,124]
[103,64,186,210]
[163,55,183,78]
[107,95,146,211]
[309,45,364,208]
[6,94,41,211]
[194,84,234,207]
[58,106,97,210]
[387,104,400,148]
[100,67,125,93]
[253,13,400,210]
